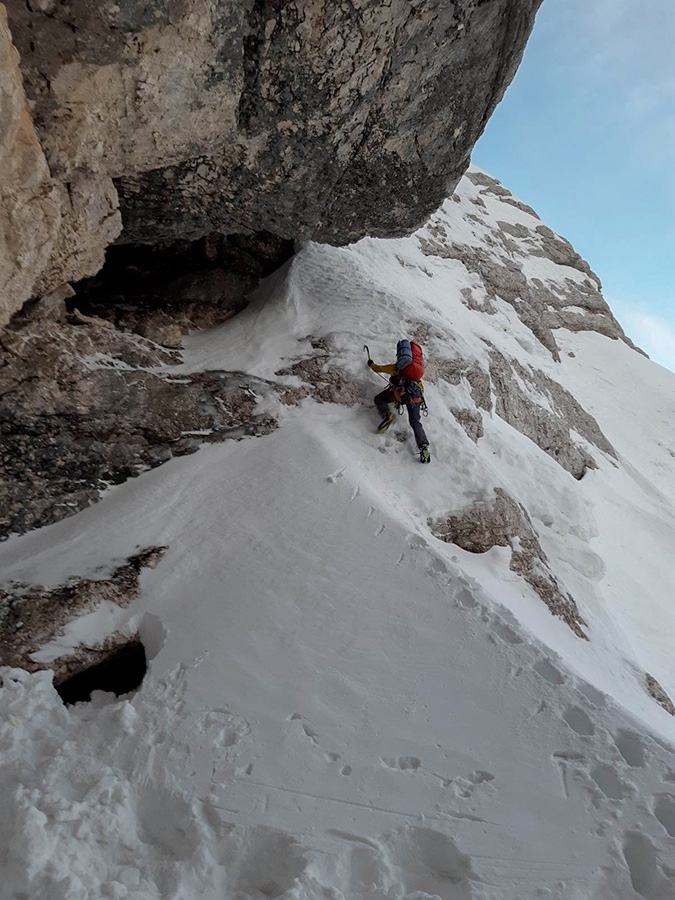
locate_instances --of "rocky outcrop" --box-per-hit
[2,0,542,314]
[0,296,363,539]
[488,350,616,479]
[425,355,492,410]
[430,489,587,638]
[421,342,615,478]
[0,300,279,539]
[0,547,164,685]
[0,6,60,325]
[276,336,361,406]
[0,6,122,325]
[645,674,675,716]
[419,170,641,361]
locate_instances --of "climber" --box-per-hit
[366,339,430,463]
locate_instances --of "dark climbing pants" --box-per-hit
[375,388,428,448]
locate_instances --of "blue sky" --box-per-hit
[473,0,675,371]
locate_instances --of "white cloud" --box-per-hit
[611,301,675,373]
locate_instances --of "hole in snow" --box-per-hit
[55,638,147,705]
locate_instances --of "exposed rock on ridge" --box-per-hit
[0,547,164,685]
[2,0,542,318]
[488,349,616,479]
[420,342,615,478]
[418,170,640,362]
[0,301,278,539]
[0,308,364,540]
[430,489,587,638]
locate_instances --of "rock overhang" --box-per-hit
[2,0,544,321]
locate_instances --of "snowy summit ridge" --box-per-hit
[2,168,675,898]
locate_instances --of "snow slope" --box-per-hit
[2,169,675,899]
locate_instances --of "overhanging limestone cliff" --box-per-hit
[2,0,543,321]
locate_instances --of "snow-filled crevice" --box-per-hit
[54,638,147,705]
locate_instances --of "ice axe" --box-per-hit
[363,344,389,382]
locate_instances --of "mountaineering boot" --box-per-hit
[377,412,396,434]
[419,444,431,464]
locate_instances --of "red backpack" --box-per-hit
[398,340,425,381]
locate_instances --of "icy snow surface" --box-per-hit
[2,169,675,898]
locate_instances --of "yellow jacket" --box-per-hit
[369,362,397,375]
[369,361,424,391]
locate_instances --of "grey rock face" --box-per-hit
[1,5,124,325]
[425,355,492,411]
[423,343,614,478]
[277,338,362,407]
[430,488,586,638]
[0,547,164,683]
[6,0,542,254]
[0,307,279,539]
[645,674,675,716]
[466,170,540,218]
[419,171,641,360]
[488,350,616,479]
[450,407,484,443]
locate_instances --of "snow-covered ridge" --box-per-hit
[2,169,675,898]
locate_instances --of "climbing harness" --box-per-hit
[364,343,428,416]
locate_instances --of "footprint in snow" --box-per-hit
[489,621,523,645]
[591,763,628,800]
[289,712,319,745]
[455,588,478,609]
[326,466,346,483]
[614,729,647,768]
[381,756,422,772]
[192,710,250,749]
[562,706,595,737]
[653,793,675,837]
[433,770,496,799]
[468,770,495,785]
[622,831,675,897]
[533,659,565,686]
[575,680,607,709]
